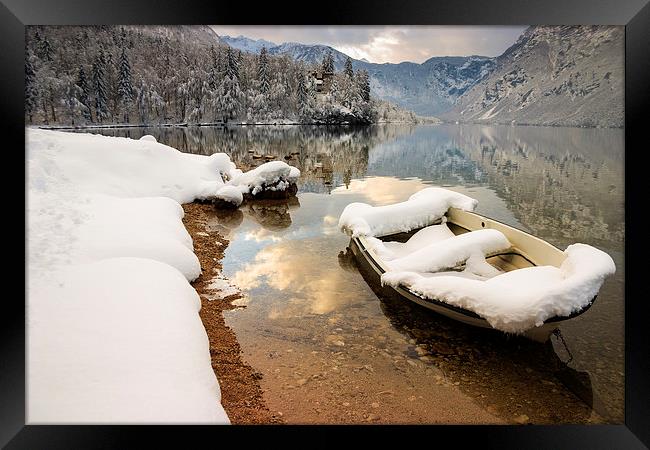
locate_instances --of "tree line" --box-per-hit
[25,26,416,126]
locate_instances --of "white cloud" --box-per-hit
[210,25,528,64]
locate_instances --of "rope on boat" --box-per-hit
[552,328,574,365]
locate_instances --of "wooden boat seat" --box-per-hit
[367,223,512,277]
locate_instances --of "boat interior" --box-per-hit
[373,209,566,278]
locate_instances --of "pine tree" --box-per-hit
[40,36,54,62]
[92,53,109,122]
[208,45,219,90]
[297,71,310,119]
[258,46,270,94]
[136,79,148,123]
[64,80,86,125]
[219,47,243,122]
[356,69,371,102]
[226,47,239,81]
[76,66,92,122]
[344,56,354,78]
[322,50,334,74]
[120,27,127,47]
[118,47,134,122]
[104,48,119,121]
[25,52,38,123]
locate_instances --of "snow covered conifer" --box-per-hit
[208,45,219,90]
[297,71,308,106]
[297,71,313,121]
[226,47,239,81]
[63,80,87,125]
[344,56,354,78]
[136,79,148,123]
[118,47,134,122]
[356,69,371,103]
[92,54,109,123]
[218,47,244,122]
[25,52,38,123]
[40,36,54,62]
[322,50,335,74]
[258,46,270,94]
[76,66,92,122]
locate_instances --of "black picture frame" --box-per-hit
[2,0,648,447]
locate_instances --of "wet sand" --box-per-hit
[182,202,282,424]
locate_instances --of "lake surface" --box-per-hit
[80,124,624,423]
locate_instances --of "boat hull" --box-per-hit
[349,234,559,343]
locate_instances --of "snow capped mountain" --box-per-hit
[362,56,496,117]
[216,27,623,126]
[128,25,221,48]
[220,35,277,54]
[443,26,624,127]
[215,34,495,116]
[268,42,351,68]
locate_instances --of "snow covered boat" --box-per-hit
[339,188,616,342]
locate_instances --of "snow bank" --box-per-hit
[28,129,299,208]
[382,243,616,333]
[27,129,238,423]
[29,258,224,423]
[338,187,478,237]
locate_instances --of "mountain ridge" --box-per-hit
[442,26,624,127]
[218,34,496,116]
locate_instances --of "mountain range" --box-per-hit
[219,35,496,117]
[443,26,624,127]
[218,28,623,127]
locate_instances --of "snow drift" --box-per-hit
[27,129,300,423]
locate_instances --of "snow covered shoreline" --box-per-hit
[26,129,299,423]
[35,117,424,130]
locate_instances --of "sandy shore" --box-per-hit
[182,202,283,425]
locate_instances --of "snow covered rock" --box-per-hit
[229,160,301,198]
[338,187,478,238]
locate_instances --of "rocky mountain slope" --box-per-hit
[219,35,495,116]
[443,26,624,127]
[128,25,222,48]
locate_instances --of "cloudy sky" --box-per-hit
[209,26,528,64]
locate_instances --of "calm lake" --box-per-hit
[76,124,624,423]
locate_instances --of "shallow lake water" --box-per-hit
[79,124,624,423]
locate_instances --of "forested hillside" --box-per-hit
[25,26,416,126]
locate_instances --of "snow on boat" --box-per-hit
[339,188,616,342]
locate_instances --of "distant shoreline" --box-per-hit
[34,119,622,131]
[33,120,424,130]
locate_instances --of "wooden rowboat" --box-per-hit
[348,207,597,342]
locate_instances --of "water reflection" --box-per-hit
[242,198,301,231]
[81,124,623,247]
